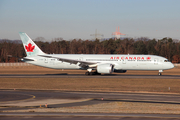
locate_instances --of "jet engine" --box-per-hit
[97,63,114,74]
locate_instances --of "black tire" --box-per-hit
[85,72,90,75]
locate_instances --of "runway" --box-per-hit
[0,74,180,79]
[1,90,180,103]
[1,73,180,119]
[1,113,180,120]
[1,90,180,119]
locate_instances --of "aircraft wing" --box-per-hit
[38,55,97,69]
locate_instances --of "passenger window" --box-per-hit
[164,60,169,62]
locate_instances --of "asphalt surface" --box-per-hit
[1,90,180,108]
[1,90,180,103]
[1,90,180,119]
[1,73,180,119]
[0,74,180,79]
[1,113,180,120]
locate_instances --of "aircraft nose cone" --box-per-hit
[170,63,174,69]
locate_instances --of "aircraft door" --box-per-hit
[79,57,83,61]
[44,58,48,63]
[50,59,55,65]
[154,58,158,65]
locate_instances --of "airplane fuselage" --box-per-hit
[24,54,174,71]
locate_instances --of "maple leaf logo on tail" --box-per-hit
[25,43,35,52]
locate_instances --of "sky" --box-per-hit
[0,0,180,41]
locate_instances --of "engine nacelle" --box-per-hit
[97,63,114,74]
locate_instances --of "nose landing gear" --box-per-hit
[158,70,163,76]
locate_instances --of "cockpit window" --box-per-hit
[164,60,170,62]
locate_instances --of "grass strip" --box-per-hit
[0,78,180,93]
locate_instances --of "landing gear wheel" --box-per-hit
[85,71,101,75]
[89,72,93,75]
[158,70,163,76]
[158,73,162,76]
[85,72,90,75]
[94,72,101,75]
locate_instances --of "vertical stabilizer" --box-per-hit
[19,32,45,56]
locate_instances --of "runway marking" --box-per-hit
[0,93,35,104]
[1,98,91,107]
[97,98,180,105]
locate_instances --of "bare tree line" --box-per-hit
[0,37,180,63]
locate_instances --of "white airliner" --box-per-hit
[19,32,174,75]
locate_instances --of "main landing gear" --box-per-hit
[85,69,101,75]
[85,71,101,75]
[158,70,163,76]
